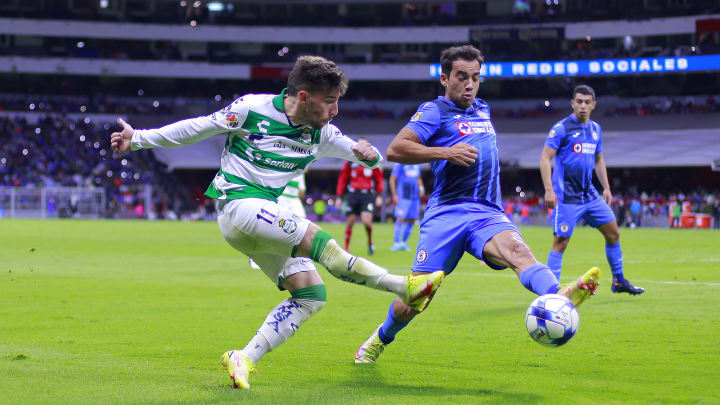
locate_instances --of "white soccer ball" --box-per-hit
[525,294,579,347]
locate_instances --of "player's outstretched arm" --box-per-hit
[387,127,477,167]
[540,145,558,208]
[110,118,134,154]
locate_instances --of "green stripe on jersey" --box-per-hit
[228,137,315,172]
[204,170,285,201]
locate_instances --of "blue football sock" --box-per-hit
[519,263,560,295]
[606,242,624,282]
[402,221,414,243]
[378,303,410,344]
[393,220,403,244]
[547,251,564,280]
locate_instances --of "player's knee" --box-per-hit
[292,284,327,316]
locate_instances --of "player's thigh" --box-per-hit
[217,198,310,256]
[582,198,617,229]
[250,254,320,291]
[279,196,307,218]
[553,203,585,237]
[463,208,529,270]
[480,230,537,272]
[360,193,375,214]
[395,199,419,220]
[413,207,467,275]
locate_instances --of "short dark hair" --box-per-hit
[440,45,484,76]
[287,55,349,97]
[573,84,596,100]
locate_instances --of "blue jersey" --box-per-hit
[391,163,421,201]
[545,113,603,204]
[405,96,502,211]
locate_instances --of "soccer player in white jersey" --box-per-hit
[109,56,444,390]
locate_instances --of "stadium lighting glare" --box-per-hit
[153,100,160,107]
[35,128,41,134]
[207,1,224,12]
[77,41,85,48]
[193,1,201,8]
[515,186,522,192]
[691,46,696,52]
[22,149,29,156]
[137,89,144,96]
[121,172,127,179]
[0,158,5,164]
[190,20,197,27]
[180,1,187,6]
[544,100,550,107]
[134,173,140,180]
[586,35,591,41]
[29,103,35,110]
[214,94,222,101]
[94,142,100,149]
[80,105,86,112]
[100,149,107,156]
[121,159,128,166]
[520,191,526,197]
[80,135,86,142]
[84,117,91,124]
[107,171,113,177]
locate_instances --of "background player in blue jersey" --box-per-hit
[354,45,601,363]
[389,163,425,251]
[540,85,644,295]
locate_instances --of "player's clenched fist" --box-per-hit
[445,142,478,167]
[110,118,134,154]
[351,140,378,162]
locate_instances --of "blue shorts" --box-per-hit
[413,202,520,274]
[394,198,420,220]
[553,198,616,237]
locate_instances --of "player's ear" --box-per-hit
[440,73,448,88]
[297,90,308,103]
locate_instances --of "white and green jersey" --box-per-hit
[131,89,381,201]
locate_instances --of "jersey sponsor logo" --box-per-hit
[226,112,239,128]
[477,111,490,119]
[290,145,312,155]
[278,218,297,234]
[411,112,423,121]
[416,248,428,263]
[456,121,496,137]
[572,142,597,154]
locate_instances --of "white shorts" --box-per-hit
[217,198,316,288]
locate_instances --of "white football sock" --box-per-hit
[318,239,406,295]
[243,298,325,363]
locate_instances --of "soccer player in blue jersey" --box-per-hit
[354,45,601,363]
[540,85,645,295]
[389,163,425,251]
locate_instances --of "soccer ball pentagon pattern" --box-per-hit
[526,294,579,347]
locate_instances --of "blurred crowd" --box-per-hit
[0,115,196,219]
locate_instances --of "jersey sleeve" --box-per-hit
[544,122,566,150]
[131,98,250,150]
[316,124,383,169]
[336,161,351,196]
[373,168,384,194]
[404,102,441,144]
[595,123,603,154]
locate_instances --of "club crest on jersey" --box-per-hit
[410,112,423,122]
[279,218,297,234]
[592,131,598,140]
[456,122,473,136]
[225,112,239,128]
[416,248,428,263]
[549,129,556,138]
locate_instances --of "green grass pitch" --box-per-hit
[1,219,719,404]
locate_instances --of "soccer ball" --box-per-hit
[525,294,579,347]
